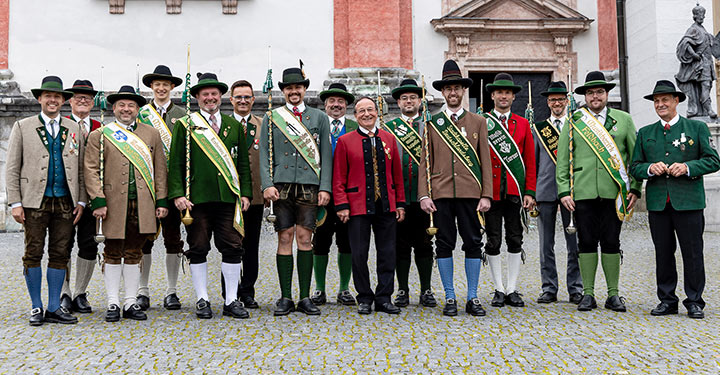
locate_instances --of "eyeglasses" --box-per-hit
[232,95,254,101]
[73,96,93,103]
[399,95,419,101]
[585,89,606,97]
[548,98,567,103]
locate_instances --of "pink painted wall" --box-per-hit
[0,0,8,69]
[597,0,619,70]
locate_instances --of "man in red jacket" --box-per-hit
[333,97,406,315]
[482,73,537,308]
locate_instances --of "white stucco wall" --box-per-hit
[412,0,448,97]
[9,0,335,93]
[573,0,600,89]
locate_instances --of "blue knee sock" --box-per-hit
[465,258,482,300]
[46,267,66,312]
[25,267,43,309]
[437,257,455,300]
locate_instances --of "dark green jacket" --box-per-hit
[630,116,720,211]
[168,112,252,204]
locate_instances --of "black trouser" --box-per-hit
[484,196,523,256]
[239,204,264,298]
[396,202,433,260]
[185,202,243,264]
[313,198,351,255]
[348,201,397,305]
[141,203,184,254]
[649,204,705,309]
[72,206,99,261]
[434,198,483,259]
[574,198,622,254]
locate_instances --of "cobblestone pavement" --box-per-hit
[0,213,719,374]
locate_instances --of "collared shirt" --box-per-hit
[153,100,171,114]
[590,107,608,124]
[200,109,221,129]
[401,114,417,123]
[286,102,306,114]
[358,124,380,146]
[328,115,346,127]
[72,113,92,135]
[40,112,61,138]
[493,109,511,121]
[233,112,252,125]
[549,114,567,132]
[445,107,465,120]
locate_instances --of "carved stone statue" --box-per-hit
[675,4,720,119]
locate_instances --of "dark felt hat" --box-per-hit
[66,79,98,96]
[574,71,616,95]
[319,82,355,104]
[190,72,228,97]
[391,79,423,100]
[540,81,568,97]
[485,73,522,94]
[107,85,147,107]
[643,80,686,102]
[143,65,183,88]
[432,60,473,90]
[278,67,310,90]
[31,76,73,101]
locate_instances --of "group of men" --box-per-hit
[7,58,718,326]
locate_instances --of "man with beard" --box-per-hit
[259,66,332,316]
[384,79,436,308]
[169,73,252,319]
[310,82,357,307]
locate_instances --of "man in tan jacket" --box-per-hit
[6,76,86,326]
[84,85,168,322]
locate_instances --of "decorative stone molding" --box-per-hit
[455,34,470,57]
[166,0,182,14]
[222,0,238,14]
[108,0,238,15]
[109,0,125,14]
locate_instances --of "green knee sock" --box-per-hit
[396,258,411,292]
[601,253,621,297]
[297,250,313,299]
[277,254,294,299]
[338,253,353,292]
[313,254,329,292]
[578,252,598,297]
[416,256,434,292]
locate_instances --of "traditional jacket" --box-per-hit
[329,116,358,152]
[239,113,264,206]
[533,118,560,202]
[67,114,101,145]
[630,116,720,211]
[488,112,537,200]
[386,116,425,203]
[150,101,186,133]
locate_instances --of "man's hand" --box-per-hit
[11,207,24,224]
[668,162,688,177]
[318,191,331,206]
[649,161,668,176]
[93,206,108,220]
[337,209,350,223]
[241,197,250,211]
[263,187,279,202]
[73,204,84,225]
[156,207,168,219]
[627,192,639,210]
[560,196,575,212]
[523,195,536,210]
[174,197,193,211]
[477,198,491,212]
[396,208,405,222]
[420,198,436,214]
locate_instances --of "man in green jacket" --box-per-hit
[168,72,252,320]
[556,71,642,312]
[630,80,720,319]
[259,66,333,316]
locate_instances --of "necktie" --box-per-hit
[159,107,166,119]
[499,114,507,127]
[210,114,220,134]
[292,106,302,118]
[241,118,247,135]
[664,123,671,131]
[79,119,88,139]
[369,132,381,201]
[331,119,341,137]
[554,119,561,131]
[451,113,458,123]
[48,119,57,138]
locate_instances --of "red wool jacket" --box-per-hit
[490,112,537,200]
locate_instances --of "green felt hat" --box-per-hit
[540,81,568,97]
[574,71,616,95]
[107,85,147,107]
[279,67,310,90]
[31,76,74,101]
[391,79,423,100]
[190,72,228,97]
[643,80,686,102]
[319,82,355,104]
[485,73,522,94]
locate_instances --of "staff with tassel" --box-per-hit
[263,46,277,223]
[420,75,438,236]
[94,67,107,243]
[180,45,194,226]
[526,82,540,218]
[566,65,577,234]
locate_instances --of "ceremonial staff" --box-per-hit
[181,45,194,225]
[264,46,277,223]
[420,75,438,236]
[478,79,484,113]
[93,67,107,243]
[566,66,577,234]
[526,82,539,218]
[376,70,387,125]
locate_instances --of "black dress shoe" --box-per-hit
[195,299,213,319]
[123,304,148,320]
[310,290,327,305]
[393,290,409,307]
[44,307,78,324]
[274,298,295,316]
[297,297,321,315]
[163,294,181,310]
[443,299,458,316]
[687,304,705,319]
[223,300,250,319]
[72,294,93,313]
[604,295,627,312]
[105,304,121,322]
[377,302,401,314]
[136,295,150,311]
[357,302,372,315]
[537,292,557,304]
[60,294,73,312]
[491,291,505,307]
[465,298,486,316]
[419,290,438,307]
[505,291,525,307]
[569,293,583,305]
[337,290,357,306]
[577,295,597,311]
[240,295,259,309]
[650,302,678,316]
[29,307,44,326]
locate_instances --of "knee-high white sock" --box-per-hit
[138,254,152,297]
[104,264,123,308]
[74,257,96,297]
[166,254,182,296]
[122,264,141,309]
[190,262,208,302]
[61,259,72,297]
[506,253,523,294]
[221,262,242,306]
[487,254,505,294]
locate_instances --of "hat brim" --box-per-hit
[391,86,423,100]
[432,77,473,91]
[486,83,522,94]
[319,89,355,104]
[107,92,147,107]
[143,73,183,88]
[31,88,74,101]
[278,79,310,90]
[190,82,229,97]
[66,87,98,96]
[643,91,686,103]
[575,82,616,95]
[540,89,568,97]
